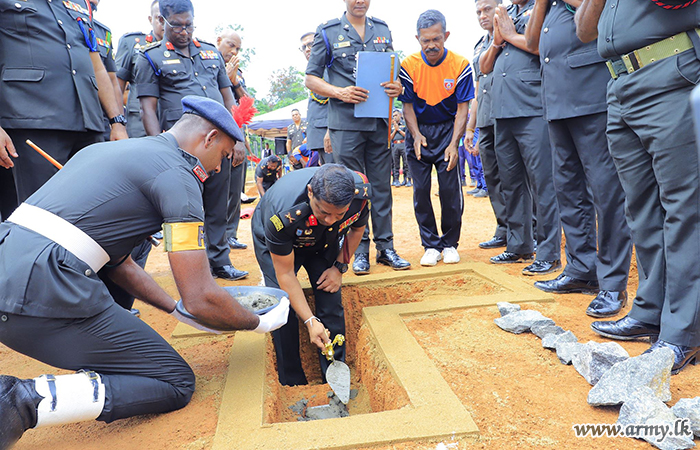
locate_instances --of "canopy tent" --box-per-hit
[247,99,308,138]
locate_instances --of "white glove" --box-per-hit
[171,304,222,334]
[253,297,290,334]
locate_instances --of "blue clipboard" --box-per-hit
[354,51,399,118]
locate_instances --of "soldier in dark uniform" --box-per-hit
[391,109,410,187]
[0,96,289,448]
[115,0,165,139]
[286,108,308,170]
[480,0,562,275]
[576,0,700,373]
[135,0,248,281]
[301,32,334,165]
[306,0,410,274]
[0,0,127,207]
[523,0,633,317]
[217,28,250,250]
[252,164,370,386]
[255,155,283,196]
[466,0,509,251]
[90,1,128,139]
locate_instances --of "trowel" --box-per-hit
[324,334,351,404]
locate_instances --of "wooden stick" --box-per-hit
[388,54,396,150]
[26,140,63,170]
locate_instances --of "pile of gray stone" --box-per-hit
[494,302,699,450]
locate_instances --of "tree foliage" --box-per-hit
[254,66,308,114]
[213,23,256,70]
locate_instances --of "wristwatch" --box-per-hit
[109,114,127,126]
[333,260,348,274]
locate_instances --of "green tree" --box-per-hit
[267,66,307,105]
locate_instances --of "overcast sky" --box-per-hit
[96,0,490,99]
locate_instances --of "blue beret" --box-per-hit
[181,96,244,142]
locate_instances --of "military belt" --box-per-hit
[7,203,109,272]
[606,28,700,79]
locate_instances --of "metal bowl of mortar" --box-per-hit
[222,286,286,315]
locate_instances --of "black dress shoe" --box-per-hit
[466,188,480,195]
[643,340,700,375]
[479,236,507,249]
[590,315,660,341]
[0,375,41,449]
[533,273,599,294]
[227,237,248,250]
[241,196,257,204]
[376,249,411,270]
[212,265,249,281]
[489,251,534,264]
[352,253,370,275]
[586,290,628,318]
[522,259,562,276]
[152,231,163,240]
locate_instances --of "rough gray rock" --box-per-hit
[556,341,584,365]
[572,341,630,385]
[672,398,700,437]
[542,330,577,350]
[531,322,565,339]
[494,309,554,334]
[617,387,695,450]
[497,302,521,317]
[588,347,674,406]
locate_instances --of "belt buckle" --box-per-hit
[606,60,618,79]
[621,54,636,74]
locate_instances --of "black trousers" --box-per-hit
[311,147,335,165]
[391,142,410,181]
[478,126,508,240]
[405,121,463,250]
[606,52,700,346]
[203,158,232,267]
[99,240,154,310]
[7,129,103,203]
[548,113,631,291]
[0,167,17,221]
[225,162,244,241]
[330,127,394,254]
[494,116,561,261]
[0,303,195,422]
[253,231,345,386]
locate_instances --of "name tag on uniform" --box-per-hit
[162,59,182,65]
[163,222,206,252]
[333,42,351,49]
[199,50,219,60]
[63,0,90,15]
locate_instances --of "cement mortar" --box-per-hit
[236,293,279,313]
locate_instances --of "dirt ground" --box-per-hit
[5,172,699,450]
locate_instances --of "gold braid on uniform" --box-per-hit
[310,91,329,105]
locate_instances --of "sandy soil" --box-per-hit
[5,174,699,450]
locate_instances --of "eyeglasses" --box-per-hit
[299,43,312,52]
[163,17,195,34]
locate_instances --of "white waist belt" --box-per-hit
[7,203,110,273]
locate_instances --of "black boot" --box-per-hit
[0,375,42,449]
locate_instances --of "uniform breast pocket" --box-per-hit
[518,70,541,85]
[162,67,190,86]
[0,0,38,34]
[567,48,605,69]
[333,48,357,74]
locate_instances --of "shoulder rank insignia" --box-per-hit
[166,41,175,51]
[193,38,202,48]
[308,215,318,226]
[146,34,154,43]
[270,215,284,231]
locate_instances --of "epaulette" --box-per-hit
[270,202,312,232]
[320,18,341,29]
[121,31,146,38]
[142,41,161,52]
[474,34,487,50]
[194,38,215,48]
[368,16,388,26]
[93,19,110,33]
[352,172,372,200]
